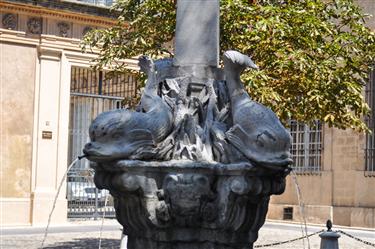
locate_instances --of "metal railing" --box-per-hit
[67,66,138,218]
[365,67,375,172]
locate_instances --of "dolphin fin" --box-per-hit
[226,124,254,159]
[225,124,256,160]
[127,129,156,146]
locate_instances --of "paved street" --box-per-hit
[1,220,374,249]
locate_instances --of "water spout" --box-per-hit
[98,194,110,249]
[40,156,84,248]
[290,170,311,249]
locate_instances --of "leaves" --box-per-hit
[82,0,375,132]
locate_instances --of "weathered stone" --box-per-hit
[85,0,292,248]
[2,13,17,30]
[57,22,70,37]
[92,161,289,249]
[27,17,42,34]
[174,0,220,67]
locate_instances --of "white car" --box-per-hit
[67,182,110,206]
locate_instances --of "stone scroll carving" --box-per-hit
[2,13,17,30]
[27,17,42,34]
[82,26,93,36]
[57,22,70,37]
[92,161,288,249]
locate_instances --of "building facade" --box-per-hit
[267,1,375,228]
[1,0,374,228]
[0,0,139,225]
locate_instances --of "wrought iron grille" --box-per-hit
[365,67,375,171]
[289,120,323,172]
[67,66,138,218]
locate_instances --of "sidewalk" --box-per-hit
[1,219,374,249]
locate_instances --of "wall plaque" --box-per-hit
[42,131,52,139]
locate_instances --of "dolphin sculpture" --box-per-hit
[83,56,173,162]
[223,50,292,169]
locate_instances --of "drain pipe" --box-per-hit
[319,220,340,249]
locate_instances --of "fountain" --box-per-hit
[83,0,293,248]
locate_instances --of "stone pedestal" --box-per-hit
[93,160,289,249]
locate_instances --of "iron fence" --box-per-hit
[365,67,375,172]
[67,66,138,218]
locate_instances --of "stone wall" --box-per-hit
[357,0,375,29]
[269,126,375,228]
[0,43,36,198]
[269,0,375,229]
[0,43,36,225]
[0,0,118,226]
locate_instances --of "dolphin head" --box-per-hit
[83,110,155,162]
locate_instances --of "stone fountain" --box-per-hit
[83,0,292,248]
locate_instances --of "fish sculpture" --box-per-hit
[83,56,173,162]
[223,50,293,169]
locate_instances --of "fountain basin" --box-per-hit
[92,160,290,249]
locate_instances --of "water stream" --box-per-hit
[290,170,311,249]
[39,156,111,249]
[98,194,110,249]
[40,157,81,248]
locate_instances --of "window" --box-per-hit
[290,120,323,172]
[365,67,375,171]
[283,207,293,220]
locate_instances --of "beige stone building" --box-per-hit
[268,0,375,228]
[0,0,139,226]
[0,0,374,228]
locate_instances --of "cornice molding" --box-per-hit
[0,28,39,45]
[0,1,116,27]
[38,45,63,61]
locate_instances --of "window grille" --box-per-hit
[68,66,138,173]
[365,67,375,171]
[289,120,323,172]
[283,207,293,220]
[67,66,138,218]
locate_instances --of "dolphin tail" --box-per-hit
[223,50,258,70]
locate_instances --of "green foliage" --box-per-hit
[82,0,375,131]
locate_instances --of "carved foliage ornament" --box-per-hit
[82,26,93,36]
[27,17,42,34]
[2,13,17,30]
[57,22,70,37]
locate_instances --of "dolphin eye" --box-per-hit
[263,130,276,141]
[256,135,265,147]
[256,132,274,148]
[112,132,122,139]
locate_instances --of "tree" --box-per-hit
[82,0,375,131]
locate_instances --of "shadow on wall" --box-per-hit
[44,238,120,249]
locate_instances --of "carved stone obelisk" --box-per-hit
[85,0,292,248]
[174,0,220,67]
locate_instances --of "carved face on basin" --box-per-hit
[83,110,154,162]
